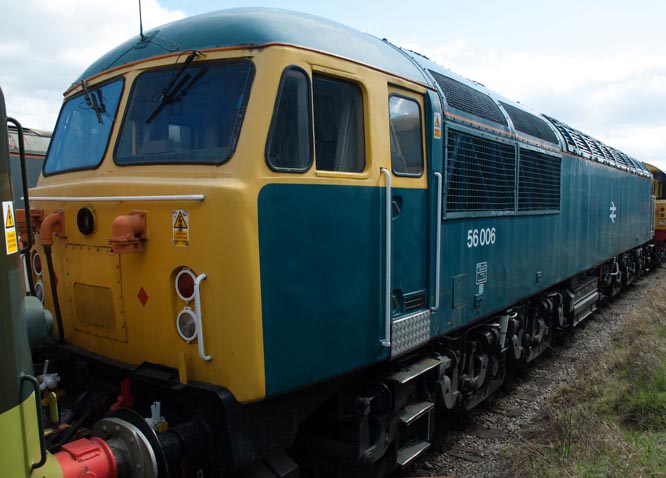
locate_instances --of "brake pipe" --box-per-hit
[40,211,65,344]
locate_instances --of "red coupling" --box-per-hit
[110,378,134,412]
[54,437,117,478]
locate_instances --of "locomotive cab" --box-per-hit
[32,28,437,404]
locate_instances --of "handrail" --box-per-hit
[380,168,391,348]
[194,273,211,361]
[431,172,442,312]
[20,373,47,470]
[7,117,35,296]
[30,194,205,202]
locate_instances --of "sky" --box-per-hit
[2,0,665,168]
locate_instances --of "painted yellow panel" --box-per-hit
[0,396,63,478]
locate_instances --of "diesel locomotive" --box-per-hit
[13,8,658,477]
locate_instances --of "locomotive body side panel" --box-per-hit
[436,144,652,328]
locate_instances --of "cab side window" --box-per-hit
[389,95,423,176]
[313,75,365,173]
[266,68,312,171]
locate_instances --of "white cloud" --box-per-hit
[0,0,185,130]
[397,38,666,166]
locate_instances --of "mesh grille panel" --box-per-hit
[446,129,516,212]
[429,70,507,126]
[499,102,559,144]
[518,149,561,211]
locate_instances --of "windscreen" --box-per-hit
[115,60,254,165]
[44,79,123,175]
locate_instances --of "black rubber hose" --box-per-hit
[44,246,64,344]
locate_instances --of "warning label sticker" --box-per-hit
[3,201,18,255]
[433,112,442,139]
[172,209,190,247]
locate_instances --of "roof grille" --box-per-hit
[429,70,507,126]
[543,115,647,176]
[499,102,559,144]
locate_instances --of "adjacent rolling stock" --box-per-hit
[18,8,658,477]
[7,125,50,208]
[644,162,666,248]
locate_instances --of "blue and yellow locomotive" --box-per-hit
[19,8,656,477]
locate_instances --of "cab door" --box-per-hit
[383,87,431,358]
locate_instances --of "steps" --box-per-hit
[397,400,434,467]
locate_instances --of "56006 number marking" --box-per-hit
[466,228,496,248]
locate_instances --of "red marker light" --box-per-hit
[175,269,196,302]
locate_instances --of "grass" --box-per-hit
[503,272,666,478]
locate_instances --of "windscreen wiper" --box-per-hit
[81,80,106,124]
[146,50,200,124]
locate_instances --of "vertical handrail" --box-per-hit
[431,171,443,312]
[194,273,212,361]
[20,373,47,470]
[7,117,35,296]
[380,168,391,348]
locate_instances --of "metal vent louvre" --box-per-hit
[543,115,647,176]
[446,129,516,212]
[429,70,507,126]
[404,292,427,313]
[498,102,559,144]
[518,149,561,211]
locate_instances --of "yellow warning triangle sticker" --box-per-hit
[173,211,188,229]
[5,205,14,229]
[434,115,441,128]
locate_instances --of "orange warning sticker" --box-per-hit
[3,201,18,255]
[433,112,442,139]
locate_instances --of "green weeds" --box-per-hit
[504,273,666,477]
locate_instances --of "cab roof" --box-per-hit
[75,7,426,84]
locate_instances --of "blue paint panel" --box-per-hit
[431,153,652,335]
[259,183,386,395]
[259,183,432,394]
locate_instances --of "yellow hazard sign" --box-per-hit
[5,206,13,228]
[3,201,18,255]
[174,211,188,229]
[433,112,442,139]
[172,209,190,247]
